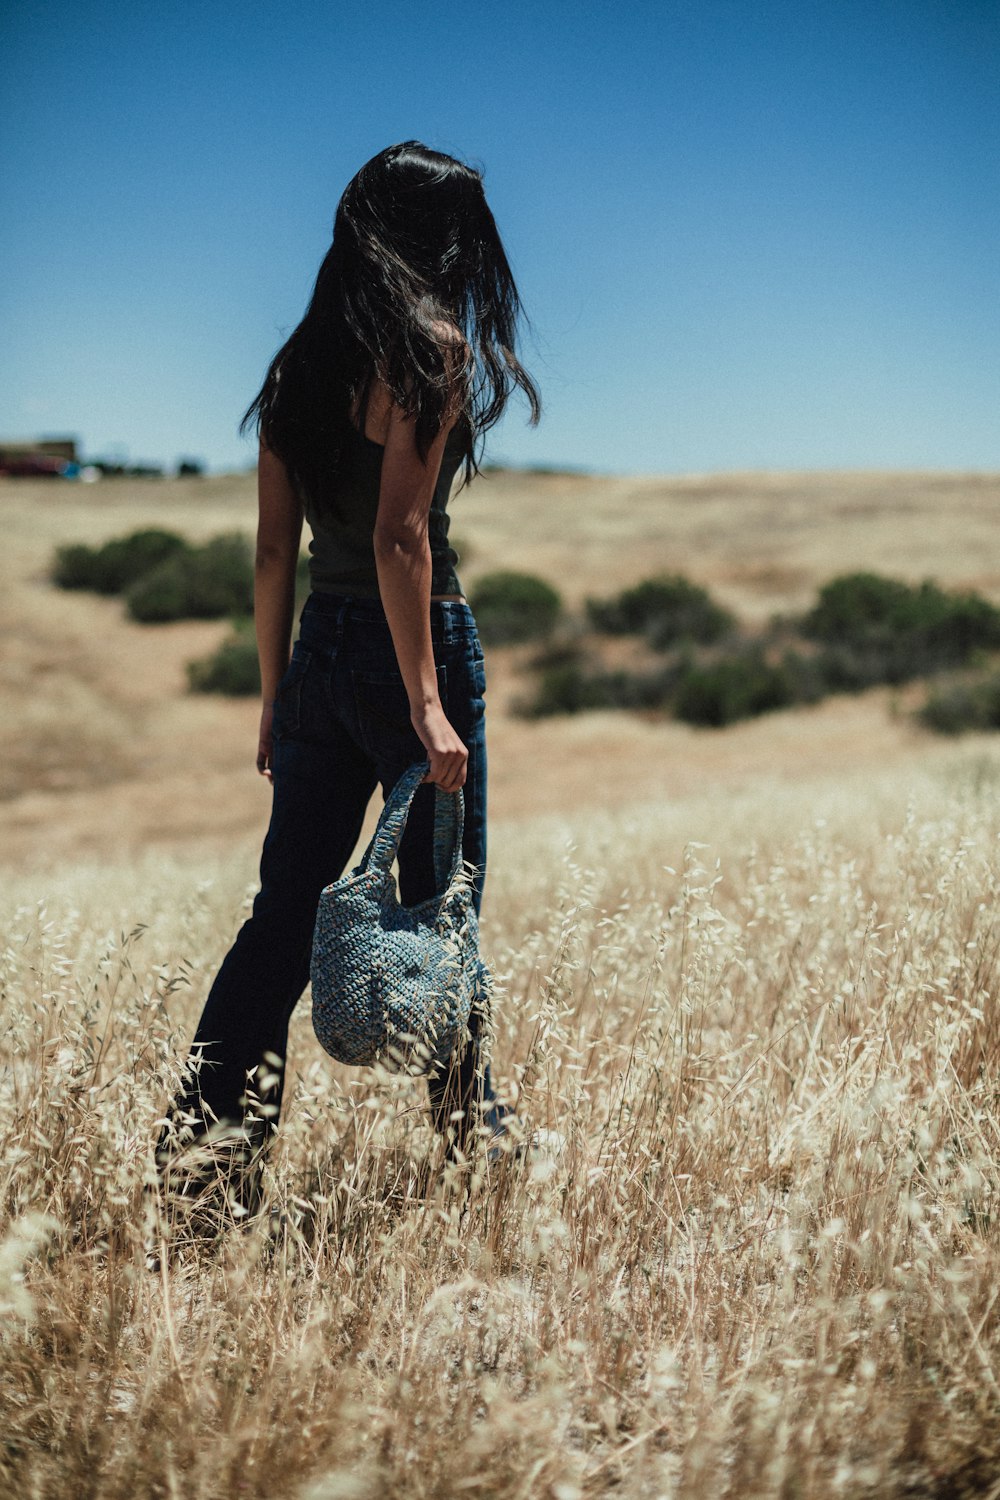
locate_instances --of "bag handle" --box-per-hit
[359,760,466,889]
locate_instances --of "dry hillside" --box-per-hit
[1,467,997,870]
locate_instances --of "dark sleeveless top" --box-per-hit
[302,419,466,599]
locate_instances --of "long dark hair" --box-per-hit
[241,141,541,506]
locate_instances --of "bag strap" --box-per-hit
[359,760,466,888]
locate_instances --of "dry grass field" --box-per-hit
[4,467,1000,1497]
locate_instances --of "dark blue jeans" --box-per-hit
[158,590,495,1162]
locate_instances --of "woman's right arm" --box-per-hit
[372,375,469,792]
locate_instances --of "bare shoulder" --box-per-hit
[428,316,467,348]
[428,319,472,417]
[428,317,471,370]
[351,373,393,442]
[352,320,470,444]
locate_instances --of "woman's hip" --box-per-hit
[277,592,487,758]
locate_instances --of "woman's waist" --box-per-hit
[299,590,479,646]
[304,543,464,604]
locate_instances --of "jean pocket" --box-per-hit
[272,645,313,741]
[351,663,448,761]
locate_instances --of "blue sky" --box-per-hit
[2,0,997,475]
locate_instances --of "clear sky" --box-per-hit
[2,0,997,476]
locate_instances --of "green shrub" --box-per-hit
[514,644,685,718]
[812,641,917,692]
[673,651,797,727]
[777,648,830,706]
[918,673,1000,735]
[469,570,562,645]
[515,662,620,717]
[52,544,104,591]
[803,572,913,642]
[126,533,254,622]
[52,529,189,593]
[509,570,1000,729]
[802,572,1000,679]
[187,628,261,696]
[516,664,664,718]
[585,574,733,647]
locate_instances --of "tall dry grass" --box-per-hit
[4,759,1000,1497]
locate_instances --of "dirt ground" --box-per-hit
[2,465,998,873]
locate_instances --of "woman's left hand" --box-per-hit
[256,702,275,780]
[410,700,468,791]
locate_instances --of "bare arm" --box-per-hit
[373,368,469,792]
[254,438,304,780]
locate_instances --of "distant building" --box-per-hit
[0,437,78,462]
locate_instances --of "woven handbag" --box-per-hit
[310,759,489,1075]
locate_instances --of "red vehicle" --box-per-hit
[0,453,72,477]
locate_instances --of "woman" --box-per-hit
[154,141,541,1208]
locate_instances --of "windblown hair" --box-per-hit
[241,141,541,508]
